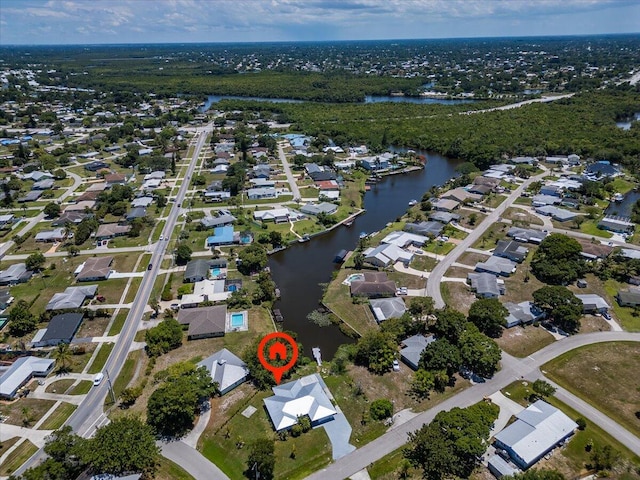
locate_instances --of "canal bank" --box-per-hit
[269,151,462,359]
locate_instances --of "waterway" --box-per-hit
[605,190,640,218]
[269,151,462,359]
[616,112,640,130]
[199,94,475,111]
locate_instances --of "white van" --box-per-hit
[93,372,104,386]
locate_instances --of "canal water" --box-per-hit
[605,190,640,218]
[269,151,462,359]
[616,113,640,131]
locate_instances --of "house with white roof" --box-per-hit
[264,374,337,431]
[369,297,406,323]
[494,400,577,469]
[0,356,56,400]
[381,231,428,248]
[363,243,413,267]
[197,348,249,395]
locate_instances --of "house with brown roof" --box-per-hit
[95,223,131,241]
[64,200,96,212]
[575,238,613,260]
[76,256,113,282]
[350,272,396,298]
[440,187,483,204]
[104,173,127,186]
[74,190,100,203]
[177,305,227,340]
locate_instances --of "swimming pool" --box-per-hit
[230,313,245,328]
[342,273,365,285]
[211,267,221,277]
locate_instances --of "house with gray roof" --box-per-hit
[350,272,396,298]
[33,313,84,347]
[598,216,635,234]
[52,211,90,226]
[494,240,529,263]
[575,294,610,313]
[504,301,546,328]
[197,348,249,395]
[475,256,516,277]
[616,289,640,307]
[95,223,131,240]
[177,305,227,340]
[299,202,338,216]
[131,196,154,208]
[32,178,55,190]
[18,190,43,202]
[369,297,406,323]
[507,227,547,245]
[400,334,435,370]
[467,272,505,298]
[531,194,561,207]
[534,205,577,222]
[200,212,237,229]
[0,263,32,286]
[264,374,337,431]
[432,198,459,212]
[76,256,113,282]
[363,243,413,268]
[0,356,55,400]
[183,258,228,283]
[494,400,577,469]
[46,285,98,310]
[428,211,460,224]
[404,221,443,238]
[35,228,66,242]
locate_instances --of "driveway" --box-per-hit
[488,391,524,437]
[321,411,356,460]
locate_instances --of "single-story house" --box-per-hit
[74,190,101,203]
[467,272,505,298]
[249,178,275,188]
[64,200,96,212]
[494,400,577,470]
[203,191,231,202]
[531,194,561,207]
[428,211,460,224]
[488,455,520,479]
[18,190,42,202]
[197,348,249,395]
[22,171,53,181]
[131,196,154,208]
[350,272,396,298]
[35,228,66,242]
[585,161,620,178]
[381,231,428,248]
[575,294,610,313]
[104,173,127,186]
[504,301,546,328]
[494,240,529,263]
[264,374,337,431]
[144,171,165,181]
[95,223,131,240]
[0,214,15,228]
[84,160,109,172]
[180,279,230,307]
[0,263,32,286]
[440,187,482,203]
[616,290,640,307]
[511,156,536,165]
[598,216,635,234]
[206,226,236,247]
[177,305,227,340]
[475,256,517,277]
[400,334,435,370]
[432,198,460,212]
[534,205,577,222]
[247,187,277,200]
[76,256,113,282]
[32,178,55,190]
[473,176,501,189]
[315,180,340,191]
[404,221,443,238]
[539,185,563,197]
[32,313,84,347]
[142,179,162,191]
[467,184,493,195]
[52,211,90,226]
[369,297,406,323]
[183,258,227,283]
[363,243,413,268]
[360,157,390,171]
[253,208,303,223]
[300,202,338,216]
[0,356,56,400]
[0,287,14,309]
[507,227,547,245]
[46,285,98,311]
[575,239,613,260]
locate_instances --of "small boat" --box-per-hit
[275,288,281,299]
[344,220,353,227]
[334,249,348,263]
[272,309,283,322]
[613,193,624,202]
[359,232,368,239]
[298,234,310,243]
[408,199,418,206]
[312,347,322,366]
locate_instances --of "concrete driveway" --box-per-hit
[321,410,356,460]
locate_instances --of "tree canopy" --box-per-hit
[531,234,585,285]
[144,318,183,357]
[8,299,37,337]
[354,331,397,374]
[468,298,508,338]
[246,438,275,480]
[532,285,583,333]
[237,243,268,275]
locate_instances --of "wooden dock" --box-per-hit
[312,347,322,366]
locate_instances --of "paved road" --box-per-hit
[160,440,229,480]
[278,141,301,201]
[463,93,575,115]
[14,128,211,476]
[426,168,549,309]
[304,331,640,480]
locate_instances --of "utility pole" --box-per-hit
[104,369,116,404]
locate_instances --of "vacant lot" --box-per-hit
[543,342,640,438]
[441,281,476,315]
[502,207,544,226]
[495,325,555,357]
[0,398,56,427]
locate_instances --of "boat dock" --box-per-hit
[312,347,322,366]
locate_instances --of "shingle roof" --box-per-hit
[369,297,406,322]
[400,334,435,370]
[197,348,249,395]
[76,256,113,281]
[46,285,98,310]
[40,313,84,344]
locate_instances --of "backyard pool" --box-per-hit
[211,267,221,277]
[228,311,248,331]
[342,273,365,285]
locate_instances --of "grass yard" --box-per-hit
[503,381,640,477]
[45,379,75,394]
[0,398,56,427]
[471,222,510,249]
[108,311,129,335]
[368,447,420,479]
[495,325,555,357]
[322,269,378,335]
[483,194,507,209]
[409,254,437,272]
[38,403,77,430]
[578,220,613,238]
[542,342,640,438]
[440,281,475,314]
[125,277,143,302]
[70,380,93,395]
[155,456,195,480]
[611,177,636,194]
[502,207,544,226]
[106,350,141,407]
[112,253,143,273]
[422,240,455,256]
[76,314,112,338]
[88,342,114,374]
[603,279,640,332]
[0,440,38,477]
[387,271,427,290]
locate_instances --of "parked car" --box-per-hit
[93,372,104,386]
[602,311,612,320]
[392,360,400,371]
[147,263,153,271]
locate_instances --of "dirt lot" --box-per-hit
[76,315,112,338]
[495,324,555,357]
[458,252,491,267]
[441,282,476,315]
[579,314,611,333]
[0,398,56,426]
[502,207,544,226]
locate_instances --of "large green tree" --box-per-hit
[419,338,461,378]
[404,402,499,480]
[174,243,192,265]
[25,252,46,271]
[531,234,585,285]
[468,298,508,338]
[506,469,566,480]
[246,438,275,480]
[532,285,583,333]
[43,202,61,218]
[432,308,467,343]
[144,318,183,357]
[8,299,37,337]
[237,243,268,275]
[458,323,502,378]
[354,331,397,374]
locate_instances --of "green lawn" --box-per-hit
[106,350,141,406]
[611,177,636,194]
[38,403,77,430]
[322,269,376,335]
[495,325,556,357]
[603,279,640,331]
[156,456,195,480]
[70,380,93,395]
[107,311,129,335]
[88,342,114,374]
[578,220,613,238]
[0,440,38,477]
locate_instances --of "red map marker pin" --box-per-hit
[258,332,298,385]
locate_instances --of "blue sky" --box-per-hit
[0,0,638,45]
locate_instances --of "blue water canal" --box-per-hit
[269,151,462,359]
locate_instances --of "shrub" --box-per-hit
[370,399,393,421]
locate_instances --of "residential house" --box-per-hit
[598,216,635,234]
[84,160,109,172]
[74,190,101,203]
[201,212,237,229]
[104,173,127,186]
[247,187,277,200]
[531,194,561,207]
[432,198,460,212]
[473,176,501,189]
[144,171,165,181]
[585,161,620,178]
[32,313,84,347]
[52,211,90,226]
[494,240,529,263]
[35,228,66,242]
[475,256,516,277]
[511,156,536,165]
[381,231,428,249]
[350,272,396,298]
[180,279,231,307]
[125,207,146,222]
[76,256,113,282]
[428,211,460,224]
[32,178,55,190]
[507,227,548,245]
[252,164,271,179]
[183,258,227,283]
[46,285,98,310]
[363,243,413,267]
[177,305,227,340]
[369,297,407,323]
[0,263,32,286]
[264,374,337,431]
[504,301,546,328]
[440,187,482,204]
[467,184,492,195]
[534,205,577,222]
[0,214,15,228]
[494,400,577,470]
[360,156,390,171]
[0,288,13,309]
[18,191,42,202]
[300,202,338,216]
[575,294,610,313]
[249,178,275,188]
[205,226,244,247]
[95,223,131,241]
[400,334,435,370]
[197,348,249,395]
[64,200,96,212]
[467,272,505,298]
[204,191,231,202]
[0,357,55,400]
[616,290,640,307]
[575,239,613,260]
[131,196,154,208]
[404,221,443,238]
[254,208,303,223]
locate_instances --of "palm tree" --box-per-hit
[53,343,72,373]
